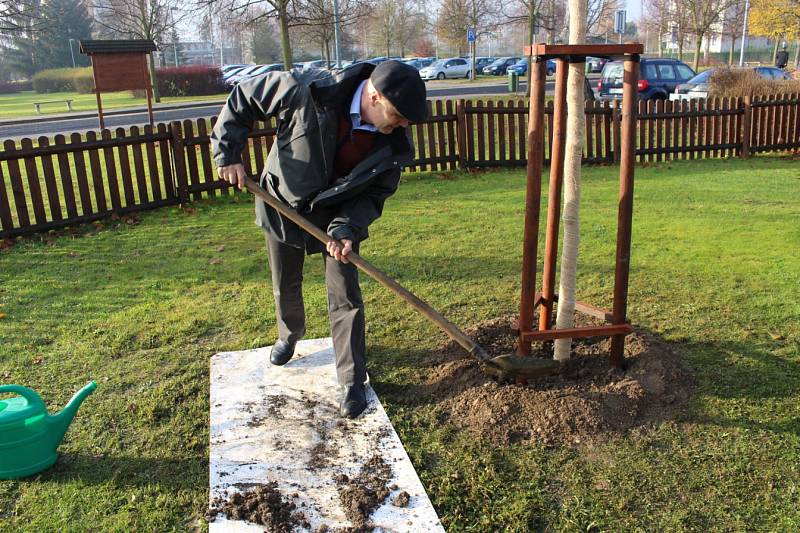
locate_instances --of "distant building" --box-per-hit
[164,41,241,66]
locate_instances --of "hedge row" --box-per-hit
[0,80,33,94]
[32,68,94,94]
[154,66,226,96]
[710,68,800,98]
[29,65,226,96]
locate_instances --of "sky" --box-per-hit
[625,0,642,22]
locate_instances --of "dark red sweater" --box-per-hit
[331,109,377,183]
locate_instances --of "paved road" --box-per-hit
[1,77,593,139]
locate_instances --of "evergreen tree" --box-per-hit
[2,0,42,78]
[250,23,282,64]
[38,0,92,69]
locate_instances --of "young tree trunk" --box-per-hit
[526,8,536,98]
[795,39,800,68]
[692,35,703,72]
[553,0,587,361]
[278,2,293,70]
[728,36,736,65]
[148,52,160,103]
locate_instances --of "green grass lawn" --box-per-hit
[1,156,799,530]
[0,91,228,120]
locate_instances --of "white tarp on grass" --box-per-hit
[209,338,445,532]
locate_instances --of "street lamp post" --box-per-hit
[434,9,439,58]
[332,0,342,68]
[68,38,76,68]
[739,0,750,66]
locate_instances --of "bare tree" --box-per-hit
[586,0,621,40]
[292,0,369,63]
[681,0,738,70]
[1,0,42,33]
[203,0,294,68]
[366,0,398,57]
[641,0,671,56]
[537,0,566,44]
[92,0,188,100]
[722,0,747,64]
[438,0,498,71]
[497,0,542,94]
[1,0,42,77]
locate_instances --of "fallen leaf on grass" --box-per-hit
[2,371,10,379]
[210,257,222,265]
[183,207,197,215]
[216,245,225,252]
[0,313,6,319]
[769,331,785,341]
[132,250,141,257]
[111,212,121,221]
[32,356,44,364]
[68,251,78,257]
[0,238,15,251]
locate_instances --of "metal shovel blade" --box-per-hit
[481,354,561,380]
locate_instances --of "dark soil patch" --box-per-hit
[426,314,695,446]
[207,481,310,532]
[334,454,393,531]
[392,491,411,507]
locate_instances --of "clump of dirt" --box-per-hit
[246,394,289,427]
[334,454,393,531]
[392,491,411,507]
[426,315,694,446]
[207,482,310,532]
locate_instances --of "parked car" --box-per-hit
[506,58,556,76]
[670,66,792,101]
[221,64,248,75]
[597,58,695,101]
[222,65,252,82]
[302,59,331,70]
[472,56,496,72]
[419,57,472,80]
[365,56,403,65]
[226,63,283,86]
[482,57,522,76]
[586,56,607,73]
[403,57,435,70]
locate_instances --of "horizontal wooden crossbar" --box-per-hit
[521,323,633,342]
[524,43,643,58]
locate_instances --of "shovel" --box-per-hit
[243,176,560,381]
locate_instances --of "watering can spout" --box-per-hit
[46,381,96,446]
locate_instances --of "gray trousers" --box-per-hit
[265,233,366,387]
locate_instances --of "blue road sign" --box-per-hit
[467,28,476,42]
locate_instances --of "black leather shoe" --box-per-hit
[269,340,296,366]
[339,384,367,419]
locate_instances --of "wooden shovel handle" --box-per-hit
[243,177,489,361]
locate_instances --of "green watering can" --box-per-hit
[0,381,96,479]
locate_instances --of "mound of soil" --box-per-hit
[207,482,309,532]
[425,315,694,446]
[334,454,393,531]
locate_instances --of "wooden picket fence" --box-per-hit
[1,94,799,238]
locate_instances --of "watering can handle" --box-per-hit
[0,385,48,412]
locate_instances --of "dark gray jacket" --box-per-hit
[211,63,414,253]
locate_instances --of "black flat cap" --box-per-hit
[371,60,428,122]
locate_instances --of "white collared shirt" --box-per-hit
[349,80,378,133]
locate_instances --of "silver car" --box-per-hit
[419,58,471,80]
